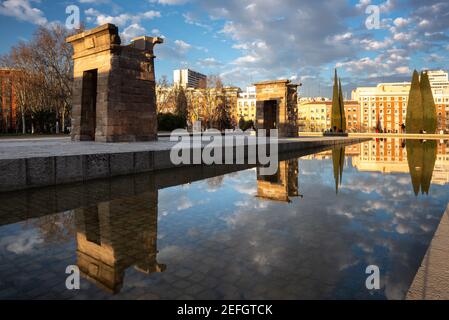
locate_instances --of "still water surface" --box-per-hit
[0,138,449,299]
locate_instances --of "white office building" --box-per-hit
[173,69,207,89]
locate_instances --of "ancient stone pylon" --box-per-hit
[66,24,163,142]
[254,80,299,137]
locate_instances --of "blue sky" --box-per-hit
[0,0,448,97]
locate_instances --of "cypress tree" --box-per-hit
[339,78,346,132]
[331,69,341,131]
[405,70,423,133]
[420,71,437,133]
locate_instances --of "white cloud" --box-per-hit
[85,8,161,27]
[0,0,47,25]
[0,230,43,254]
[174,39,192,52]
[183,12,212,31]
[121,23,146,44]
[393,17,410,28]
[150,0,189,5]
[232,55,259,65]
[197,57,222,67]
[395,66,411,74]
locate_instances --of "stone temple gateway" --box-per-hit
[66,24,163,142]
[254,80,299,138]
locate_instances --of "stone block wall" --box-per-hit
[254,80,299,137]
[67,24,163,142]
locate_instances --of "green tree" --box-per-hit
[175,86,188,128]
[331,69,342,131]
[339,78,346,132]
[405,70,423,133]
[420,71,437,133]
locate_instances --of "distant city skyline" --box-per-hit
[0,0,448,96]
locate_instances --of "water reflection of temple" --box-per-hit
[256,159,299,202]
[75,191,165,294]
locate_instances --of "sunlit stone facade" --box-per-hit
[66,24,163,142]
[255,80,299,137]
[298,99,360,132]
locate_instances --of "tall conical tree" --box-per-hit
[420,71,437,133]
[405,70,423,133]
[339,78,346,132]
[331,69,342,131]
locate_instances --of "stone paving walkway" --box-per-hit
[0,135,368,192]
[0,135,362,160]
[407,204,449,300]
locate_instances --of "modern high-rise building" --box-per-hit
[352,70,449,133]
[173,69,207,89]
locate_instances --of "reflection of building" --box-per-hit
[256,159,299,202]
[0,68,19,132]
[237,86,256,122]
[173,69,207,89]
[352,139,449,185]
[298,99,360,132]
[75,191,165,294]
[352,70,449,133]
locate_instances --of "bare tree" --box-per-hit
[1,24,76,134]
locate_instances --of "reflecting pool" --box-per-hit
[1,138,449,300]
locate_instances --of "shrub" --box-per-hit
[157,113,187,132]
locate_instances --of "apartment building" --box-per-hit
[237,86,256,122]
[173,69,207,89]
[298,99,360,132]
[352,70,449,133]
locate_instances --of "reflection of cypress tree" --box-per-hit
[421,140,437,194]
[332,146,345,194]
[420,71,437,133]
[406,140,437,195]
[405,70,423,133]
[406,140,423,195]
[331,69,341,131]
